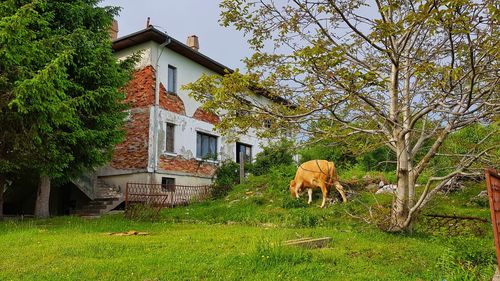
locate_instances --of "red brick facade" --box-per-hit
[110,66,156,170]
[110,66,218,176]
[159,155,217,177]
[123,66,155,107]
[111,109,150,169]
[193,107,220,125]
[159,83,186,115]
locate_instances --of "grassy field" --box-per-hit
[0,170,496,280]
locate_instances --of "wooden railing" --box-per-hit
[125,182,212,209]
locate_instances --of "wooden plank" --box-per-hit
[284,237,332,248]
[486,169,500,269]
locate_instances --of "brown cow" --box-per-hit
[289,160,347,208]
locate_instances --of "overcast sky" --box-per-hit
[100,0,252,70]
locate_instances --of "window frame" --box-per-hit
[196,132,218,161]
[167,65,177,93]
[236,142,252,163]
[161,177,176,192]
[165,122,175,154]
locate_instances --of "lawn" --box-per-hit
[0,173,496,281]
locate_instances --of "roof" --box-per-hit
[112,27,290,105]
[112,26,232,75]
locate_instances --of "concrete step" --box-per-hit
[72,195,124,217]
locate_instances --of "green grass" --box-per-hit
[0,169,496,281]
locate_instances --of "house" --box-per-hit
[63,23,284,215]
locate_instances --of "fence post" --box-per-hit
[170,186,174,208]
[239,151,245,183]
[486,168,500,279]
[125,183,129,209]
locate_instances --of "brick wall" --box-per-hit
[110,66,157,170]
[159,83,186,115]
[110,65,219,176]
[111,109,150,169]
[123,66,155,107]
[193,107,220,125]
[159,155,217,177]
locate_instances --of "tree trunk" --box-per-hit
[34,175,51,218]
[0,175,4,221]
[391,139,410,231]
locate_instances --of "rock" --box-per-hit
[441,177,465,193]
[376,184,397,194]
[477,190,488,198]
[365,183,379,192]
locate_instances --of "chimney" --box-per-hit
[186,35,199,51]
[109,19,119,40]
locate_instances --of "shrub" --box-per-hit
[356,146,396,172]
[299,142,356,167]
[266,164,297,194]
[212,160,240,198]
[249,139,294,176]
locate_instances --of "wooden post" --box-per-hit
[486,169,500,270]
[239,151,245,184]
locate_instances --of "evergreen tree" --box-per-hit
[0,0,136,218]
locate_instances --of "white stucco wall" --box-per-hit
[114,41,154,69]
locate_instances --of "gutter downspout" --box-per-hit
[151,38,171,183]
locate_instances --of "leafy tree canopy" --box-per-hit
[186,0,499,231]
[0,0,136,180]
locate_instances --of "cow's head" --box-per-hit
[289,180,297,197]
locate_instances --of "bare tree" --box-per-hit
[186,0,499,231]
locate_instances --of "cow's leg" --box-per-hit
[334,181,348,203]
[307,188,313,204]
[320,183,328,208]
[295,180,303,199]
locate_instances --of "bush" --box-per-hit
[249,139,295,176]
[299,142,355,167]
[212,160,240,198]
[266,164,297,194]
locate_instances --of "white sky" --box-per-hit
[100,0,252,70]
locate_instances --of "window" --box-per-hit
[167,65,177,93]
[165,123,175,153]
[161,177,175,192]
[236,142,252,163]
[264,119,272,129]
[196,132,217,160]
